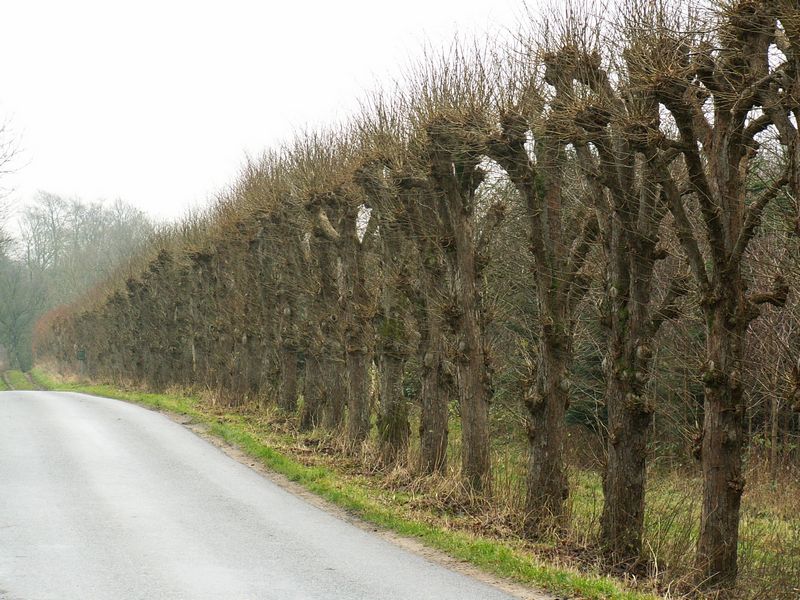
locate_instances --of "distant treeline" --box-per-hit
[0,193,151,369]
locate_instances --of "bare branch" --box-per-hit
[649,273,691,336]
[653,163,710,291]
[729,169,790,270]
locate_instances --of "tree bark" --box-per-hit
[278,344,298,413]
[300,353,325,430]
[417,297,451,475]
[451,227,491,492]
[695,287,747,587]
[378,348,409,465]
[357,171,412,466]
[600,211,661,563]
[346,347,371,447]
[375,258,410,464]
[428,131,492,492]
[525,320,570,534]
[484,102,589,524]
[601,366,654,561]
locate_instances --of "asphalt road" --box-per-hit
[0,390,526,600]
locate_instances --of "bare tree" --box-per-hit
[354,153,414,465]
[30,5,800,595]
[481,42,598,530]
[521,9,693,562]
[403,49,506,491]
[0,260,47,369]
[619,0,800,586]
[0,120,19,255]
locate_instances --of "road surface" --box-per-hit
[0,390,529,600]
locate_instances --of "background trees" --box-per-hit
[0,193,152,370]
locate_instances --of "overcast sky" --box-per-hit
[0,0,532,224]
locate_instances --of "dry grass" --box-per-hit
[250,405,800,599]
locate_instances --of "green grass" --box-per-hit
[4,370,37,390]
[30,367,658,600]
[0,375,8,391]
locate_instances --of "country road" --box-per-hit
[0,391,531,600]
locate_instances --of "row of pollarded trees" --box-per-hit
[35,0,800,591]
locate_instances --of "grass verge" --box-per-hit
[30,367,659,600]
[4,370,37,390]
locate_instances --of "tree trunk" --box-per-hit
[601,369,653,562]
[338,203,375,448]
[487,124,577,517]
[525,324,570,534]
[346,347,371,447]
[426,134,491,492]
[322,354,346,429]
[601,229,658,563]
[418,307,450,475]
[374,214,411,466]
[456,299,491,492]
[278,345,298,413]
[378,349,409,465]
[307,208,346,431]
[448,191,491,492]
[695,290,747,588]
[300,354,325,430]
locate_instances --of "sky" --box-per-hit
[0,0,533,225]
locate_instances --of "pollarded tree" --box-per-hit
[530,14,691,561]
[338,187,379,447]
[404,49,509,491]
[240,159,311,414]
[359,68,500,484]
[301,197,346,430]
[353,153,414,466]
[480,45,599,531]
[288,133,380,443]
[356,112,456,473]
[372,207,413,464]
[621,0,800,586]
[283,139,345,430]
[399,178,457,476]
